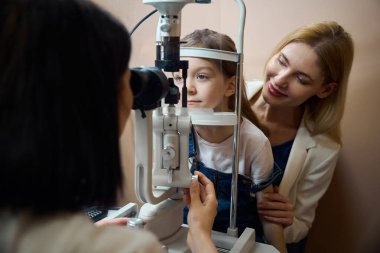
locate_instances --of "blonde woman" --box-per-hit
[247,21,354,253]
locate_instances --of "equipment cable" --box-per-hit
[130,9,158,36]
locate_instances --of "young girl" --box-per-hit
[175,29,287,253]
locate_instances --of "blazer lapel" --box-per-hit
[279,121,316,196]
[246,80,263,99]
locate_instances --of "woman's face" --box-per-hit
[118,68,133,135]
[262,42,334,108]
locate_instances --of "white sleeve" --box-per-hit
[284,144,340,243]
[250,139,274,185]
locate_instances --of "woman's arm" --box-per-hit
[95,217,129,226]
[257,185,288,253]
[257,186,294,227]
[183,171,218,253]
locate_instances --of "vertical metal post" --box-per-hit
[227,0,246,237]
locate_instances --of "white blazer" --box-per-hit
[246,80,340,243]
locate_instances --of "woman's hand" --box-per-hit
[183,171,218,253]
[257,186,294,227]
[94,217,129,226]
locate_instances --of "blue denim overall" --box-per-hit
[183,128,278,238]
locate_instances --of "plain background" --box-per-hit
[94,1,380,252]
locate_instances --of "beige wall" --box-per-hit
[95,1,380,252]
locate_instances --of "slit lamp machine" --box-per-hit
[104,1,277,252]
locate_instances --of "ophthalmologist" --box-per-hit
[0,0,217,252]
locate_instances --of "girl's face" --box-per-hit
[174,57,235,111]
[263,42,335,108]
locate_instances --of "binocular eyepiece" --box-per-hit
[130,67,180,110]
[130,67,169,110]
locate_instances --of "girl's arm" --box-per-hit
[257,185,288,253]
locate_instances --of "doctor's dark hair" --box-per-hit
[266,21,354,144]
[181,29,265,133]
[0,0,131,214]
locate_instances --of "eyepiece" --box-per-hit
[130,67,169,110]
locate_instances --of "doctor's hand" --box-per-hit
[183,171,218,253]
[95,217,129,227]
[257,186,294,227]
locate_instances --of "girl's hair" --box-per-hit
[0,0,131,214]
[267,21,354,143]
[181,29,265,132]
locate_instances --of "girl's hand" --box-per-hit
[257,186,294,227]
[183,171,218,253]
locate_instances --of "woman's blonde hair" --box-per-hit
[267,21,354,144]
[181,29,266,132]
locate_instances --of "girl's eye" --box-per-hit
[196,73,207,80]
